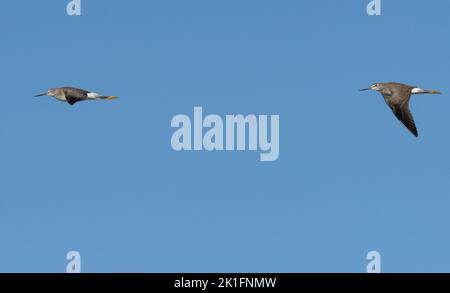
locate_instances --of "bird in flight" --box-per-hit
[360,82,441,137]
[35,87,119,106]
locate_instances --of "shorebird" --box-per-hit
[35,87,119,106]
[360,82,441,137]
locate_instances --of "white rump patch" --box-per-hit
[411,88,425,94]
[87,92,100,99]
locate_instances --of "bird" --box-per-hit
[360,82,441,137]
[35,87,119,106]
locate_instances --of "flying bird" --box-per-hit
[35,87,119,106]
[360,82,441,137]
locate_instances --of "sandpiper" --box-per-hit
[360,82,441,137]
[35,87,119,106]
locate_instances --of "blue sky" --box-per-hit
[1,0,450,272]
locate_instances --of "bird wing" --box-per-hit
[382,86,418,137]
[62,87,89,106]
[65,95,85,105]
[391,103,418,137]
[62,87,90,96]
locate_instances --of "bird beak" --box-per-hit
[360,88,371,91]
[34,93,47,97]
[429,90,442,94]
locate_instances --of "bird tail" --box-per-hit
[425,90,442,94]
[99,96,119,100]
[411,88,441,95]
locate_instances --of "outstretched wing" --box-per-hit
[62,87,89,106]
[391,103,418,137]
[382,85,418,137]
[65,95,87,105]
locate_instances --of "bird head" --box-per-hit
[360,83,382,92]
[34,88,58,97]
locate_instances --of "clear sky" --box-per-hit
[1,0,450,272]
